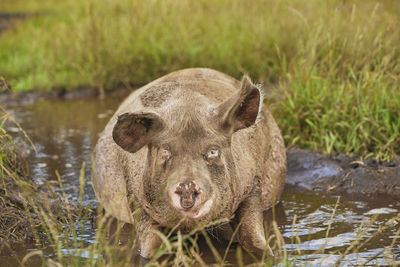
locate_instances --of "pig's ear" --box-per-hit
[218,75,261,134]
[112,112,164,153]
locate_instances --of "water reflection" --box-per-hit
[281,188,400,265]
[13,97,126,201]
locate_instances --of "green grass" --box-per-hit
[0,0,399,159]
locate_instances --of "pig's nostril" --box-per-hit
[180,197,195,210]
[174,180,201,210]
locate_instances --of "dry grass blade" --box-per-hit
[222,220,241,263]
[0,106,37,155]
[235,246,244,267]
[322,197,340,249]
[190,247,207,267]
[79,161,86,205]
[21,250,43,266]
[272,220,285,258]
[201,228,222,264]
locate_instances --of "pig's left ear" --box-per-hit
[112,112,164,153]
[217,75,262,134]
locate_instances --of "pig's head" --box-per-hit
[112,76,261,229]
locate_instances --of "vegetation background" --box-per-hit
[1,0,399,160]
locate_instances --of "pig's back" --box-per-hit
[118,68,241,113]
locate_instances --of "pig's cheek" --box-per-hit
[193,199,213,219]
[168,187,181,210]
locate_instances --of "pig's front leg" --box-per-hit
[232,189,267,252]
[136,212,162,259]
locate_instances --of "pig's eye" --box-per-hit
[205,149,219,160]
[160,147,171,160]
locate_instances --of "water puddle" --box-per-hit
[3,96,400,265]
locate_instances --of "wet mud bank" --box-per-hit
[0,133,50,246]
[287,149,400,198]
[0,12,29,35]
[0,86,132,108]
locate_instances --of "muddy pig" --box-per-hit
[92,68,286,258]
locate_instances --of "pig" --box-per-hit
[92,68,286,258]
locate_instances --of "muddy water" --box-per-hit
[4,96,400,265]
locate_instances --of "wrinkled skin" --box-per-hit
[92,68,286,258]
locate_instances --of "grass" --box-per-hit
[1,0,399,160]
[0,108,38,244]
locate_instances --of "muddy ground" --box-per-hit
[0,111,76,246]
[0,133,44,245]
[0,85,133,107]
[0,151,77,248]
[287,149,400,199]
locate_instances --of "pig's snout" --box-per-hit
[174,181,201,210]
[168,180,213,218]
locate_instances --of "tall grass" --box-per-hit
[0,0,399,158]
[0,108,37,244]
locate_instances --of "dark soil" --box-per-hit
[0,12,28,35]
[287,148,400,199]
[0,85,132,108]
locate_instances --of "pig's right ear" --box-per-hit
[217,75,262,134]
[112,112,164,153]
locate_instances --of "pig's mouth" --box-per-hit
[189,198,213,219]
[169,189,214,219]
[174,198,213,219]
